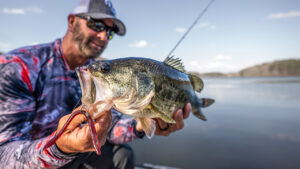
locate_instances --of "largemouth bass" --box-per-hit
[76,56,214,138]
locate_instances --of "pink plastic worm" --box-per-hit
[43,108,102,155]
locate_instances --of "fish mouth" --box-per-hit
[76,66,96,106]
[75,66,88,92]
[76,66,113,113]
[76,66,89,89]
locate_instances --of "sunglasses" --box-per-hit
[75,15,116,40]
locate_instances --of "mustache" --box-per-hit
[89,37,105,46]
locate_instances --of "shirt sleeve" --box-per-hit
[0,133,79,168]
[0,54,77,168]
[106,109,145,144]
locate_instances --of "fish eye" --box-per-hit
[100,63,110,73]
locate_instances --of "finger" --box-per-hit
[94,111,112,144]
[183,103,191,119]
[58,107,87,132]
[156,118,169,131]
[173,109,184,130]
[94,111,112,132]
[173,108,183,120]
[67,113,88,129]
[154,119,169,136]
[77,112,111,152]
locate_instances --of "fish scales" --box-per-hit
[76,56,214,138]
[115,58,193,115]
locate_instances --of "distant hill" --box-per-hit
[239,59,300,77]
[192,59,300,77]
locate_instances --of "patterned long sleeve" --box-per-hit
[0,39,82,168]
[0,133,79,168]
[0,39,144,168]
[107,110,145,144]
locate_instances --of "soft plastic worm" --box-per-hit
[43,108,102,155]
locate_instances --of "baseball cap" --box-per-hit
[72,0,126,36]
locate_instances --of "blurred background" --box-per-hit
[1,0,299,168]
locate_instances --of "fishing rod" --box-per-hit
[166,0,215,58]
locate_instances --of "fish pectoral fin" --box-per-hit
[188,73,204,93]
[148,105,176,124]
[135,117,156,139]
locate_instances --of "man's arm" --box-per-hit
[0,135,79,168]
[0,55,80,168]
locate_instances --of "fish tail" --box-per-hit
[200,98,215,108]
[192,108,207,121]
[192,98,215,121]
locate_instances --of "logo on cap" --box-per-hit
[105,0,116,16]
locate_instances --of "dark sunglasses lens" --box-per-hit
[94,22,106,32]
[87,20,105,32]
[86,19,115,40]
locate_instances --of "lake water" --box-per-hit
[129,76,300,169]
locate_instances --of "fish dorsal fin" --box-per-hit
[163,56,185,73]
[189,73,204,92]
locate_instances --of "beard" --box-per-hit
[72,21,106,59]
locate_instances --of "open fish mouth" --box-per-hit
[76,65,154,118]
[76,66,90,97]
[76,66,114,118]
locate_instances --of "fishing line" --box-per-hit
[166,0,215,58]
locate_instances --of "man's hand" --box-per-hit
[135,103,192,136]
[154,103,191,136]
[55,105,112,154]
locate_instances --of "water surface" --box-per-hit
[129,77,300,169]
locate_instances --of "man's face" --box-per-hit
[72,18,110,59]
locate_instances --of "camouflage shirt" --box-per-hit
[0,39,144,168]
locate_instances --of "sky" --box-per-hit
[0,0,299,73]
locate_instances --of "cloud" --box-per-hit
[3,8,25,15]
[128,40,148,48]
[30,42,39,45]
[0,41,13,52]
[197,22,217,30]
[2,6,43,15]
[174,28,186,33]
[213,54,232,61]
[268,10,300,19]
[26,6,43,13]
[187,54,234,72]
[203,61,238,72]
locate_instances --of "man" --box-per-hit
[0,0,191,168]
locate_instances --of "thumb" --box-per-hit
[57,106,87,132]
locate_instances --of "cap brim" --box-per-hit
[88,13,126,36]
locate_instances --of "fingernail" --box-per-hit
[176,109,183,118]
